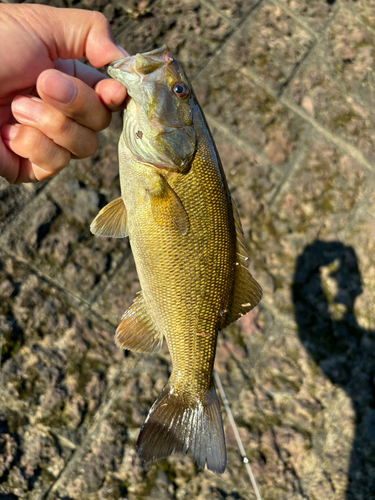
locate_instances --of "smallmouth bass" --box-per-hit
[90,46,262,473]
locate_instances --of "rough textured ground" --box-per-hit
[1,0,375,499]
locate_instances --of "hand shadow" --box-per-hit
[292,240,375,499]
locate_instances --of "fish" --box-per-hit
[90,46,262,474]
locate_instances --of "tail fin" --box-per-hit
[136,381,226,474]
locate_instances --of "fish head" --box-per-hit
[108,46,197,171]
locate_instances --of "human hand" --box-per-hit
[0,4,128,184]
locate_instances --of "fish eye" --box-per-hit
[172,82,189,99]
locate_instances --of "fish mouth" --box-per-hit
[110,56,132,70]
[108,45,173,81]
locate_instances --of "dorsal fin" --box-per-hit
[231,196,250,266]
[115,292,164,354]
[219,196,262,328]
[222,263,262,328]
[90,197,128,238]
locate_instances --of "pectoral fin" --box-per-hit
[151,177,189,235]
[222,264,262,328]
[115,292,163,354]
[90,197,128,238]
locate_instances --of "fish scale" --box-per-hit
[90,45,262,473]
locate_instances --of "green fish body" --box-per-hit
[91,46,262,473]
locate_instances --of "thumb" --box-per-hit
[18,5,128,67]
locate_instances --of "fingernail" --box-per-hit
[1,124,21,141]
[12,97,43,122]
[40,72,77,104]
[116,44,130,57]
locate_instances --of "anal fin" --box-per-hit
[115,292,163,354]
[90,197,128,238]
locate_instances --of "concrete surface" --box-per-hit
[0,0,374,499]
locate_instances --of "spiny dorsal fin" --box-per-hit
[151,177,189,235]
[231,196,250,267]
[115,292,163,354]
[90,197,128,238]
[222,263,262,328]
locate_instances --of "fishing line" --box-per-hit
[214,369,263,500]
[1,215,265,495]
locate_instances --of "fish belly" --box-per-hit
[117,130,235,474]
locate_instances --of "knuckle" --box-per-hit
[55,114,74,136]
[75,132,98,159]
[26,128,70,170]
[92,11,109,28]
[54,147,71,170]
[33,167,52,182]
[103,111,112,130]
[53,144,71,170]
[82,101,111,133]
[38,110,75,140]
[97,111,111,132]
[13,125,71,178]
[22,127,44,154]
[87,133,99,156]
[62,154,71,170]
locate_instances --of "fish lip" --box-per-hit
[109,57,132,70]
[107,59,135,84]
[142,44,169,57]
[108,46,173,79]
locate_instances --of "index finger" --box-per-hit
[55,59,128,111]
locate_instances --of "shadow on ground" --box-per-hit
[293,240,375,499]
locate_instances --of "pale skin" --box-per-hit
[0,4,129,184]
